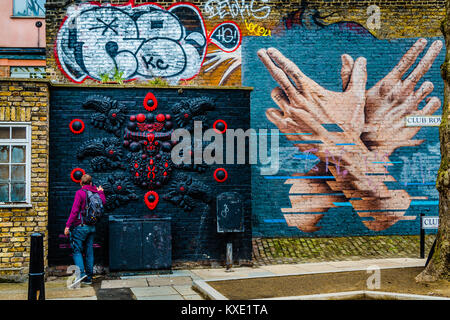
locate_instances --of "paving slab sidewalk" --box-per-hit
[0,258,427,300]
[0,278,96,300]
[189,258,426,281]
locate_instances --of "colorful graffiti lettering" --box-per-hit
[203,0,272,20]
[55,2,241,84]
[209,22,242,52]
[245,20,271,36]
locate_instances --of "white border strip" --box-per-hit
[199,263,425,282]
[192,280,228,300]
[257,291,450,300]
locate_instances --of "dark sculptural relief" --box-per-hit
[77,137,123,171]
[171,97,215,131]
[83,95,127,136]
[99,173,138,211]
[76,95,217,212]
[164,173,213,211]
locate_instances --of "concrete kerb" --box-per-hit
[193,263,425,282]
[257,291,450,300]
[192,262,429,300]
[192,280,228,300]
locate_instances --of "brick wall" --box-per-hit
[42,1,446,257]
[45,0,445,86]
[0,79,49,281]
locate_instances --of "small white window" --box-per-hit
[0,123,31,207]
[10,67,46,79]
[13,0,45,17]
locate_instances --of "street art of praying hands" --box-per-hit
[258,38,442,215]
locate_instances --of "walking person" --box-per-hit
[64,174,105,287]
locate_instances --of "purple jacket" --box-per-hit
[66,185,106,228]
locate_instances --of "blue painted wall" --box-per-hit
[243,25,444,237]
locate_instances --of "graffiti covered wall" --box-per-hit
[45,1,446,240]
[46,0,444,86]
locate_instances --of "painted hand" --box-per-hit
[342,38,442,155]
[259,48,414,231]
[257,47,368,137]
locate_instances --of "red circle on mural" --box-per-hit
[69,119,85,134]
[144,191,159,210]
[156,114,165,122]
[143,92,158,111]
[214,168,228,183]
[213,119,227,134]
[70,168,86,183]
[137,114,146,122]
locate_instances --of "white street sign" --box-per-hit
[405,116,441,126]
[422,216,439,229]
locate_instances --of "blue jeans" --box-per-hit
[70,225,95,281]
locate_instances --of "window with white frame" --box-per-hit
[13,0,45,17]
[0,124,31,206]
[10,67,46,79]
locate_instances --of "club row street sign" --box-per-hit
[422,216,439,229]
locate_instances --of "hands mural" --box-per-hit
[258,38,442,232]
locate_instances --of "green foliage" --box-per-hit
[98,68,125,84]
[113,68,125,85]
[148,77,169,87]
[99,72,111,83]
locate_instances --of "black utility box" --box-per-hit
[109,215,172,271]
[217,192,244,233]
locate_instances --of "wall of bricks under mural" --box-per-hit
[0,80,49,281]
[48,85,252,266]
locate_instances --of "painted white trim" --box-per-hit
[0,122,32,206]
[192,280,229,300]
[197,263,426,282]
[256,291,450,300]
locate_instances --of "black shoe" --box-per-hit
[82,278,92,285]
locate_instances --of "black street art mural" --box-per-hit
[83,95,127,136]
[98,173,138,211]
[55,2,241,84]
[48,87,251,266]
[77,96,215,211]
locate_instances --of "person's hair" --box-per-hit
[80,174,92,186]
